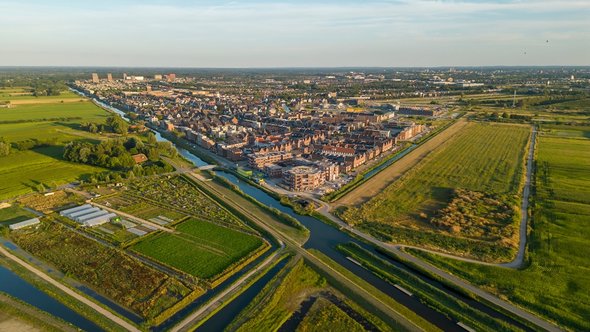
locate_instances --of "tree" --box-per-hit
[88,123,98,133]
[106,116,129,134]
[147,132,157,145]
[0,139,10,157]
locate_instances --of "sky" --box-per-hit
[1,0,589,67]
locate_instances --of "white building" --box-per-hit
[9,218,40,230]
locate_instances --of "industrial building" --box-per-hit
[9,218,40,230]
[60,205,116,227]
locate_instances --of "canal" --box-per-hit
[66,88,526,332]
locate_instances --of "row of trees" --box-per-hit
[63,135,177,171]
[81,115,129,134]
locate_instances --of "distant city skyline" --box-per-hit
[1,0,589,67]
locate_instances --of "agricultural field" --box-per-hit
[0,146,106,200]
[132,218,265,281]
[410,126,590,331]
[226,258,390,332]
[123,175,251,230]
[0,88,111,199]
[339,121,531,261]
[9,221,201,321]
[336,118,469,206]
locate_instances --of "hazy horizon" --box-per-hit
[1,0,589,67]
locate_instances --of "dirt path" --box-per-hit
[0,245,140,332]
[336,118,469,206]
[501,128,536,269]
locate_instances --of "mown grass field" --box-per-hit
[9,221,198,320]
[340,122,531,261]
[411,127,590,331]
[132,218,264,280]
[0,88,110,199]
[0,146,105,200]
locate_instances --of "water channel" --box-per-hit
[25,88,528,332]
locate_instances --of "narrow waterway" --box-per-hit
[0,265,101,331]
[69,88,527,332]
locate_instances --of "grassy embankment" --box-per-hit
[407,125,590,331]
[0,293,77,332]
[308,250,439,332]
[339,122,531,262]
[337,242,538,332]
[225,257,394,332]
[295,297,365,332]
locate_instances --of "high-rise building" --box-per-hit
[166,73,176,82]
[107,73,113,82]
[154,74,163,80]
[123,73,128,80]
[91,73,99,83]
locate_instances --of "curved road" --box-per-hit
[309,127,562,331]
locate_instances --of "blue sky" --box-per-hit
[1,0,588,67]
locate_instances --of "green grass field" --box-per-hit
[227,259,328,331]
[0,88,111,199]
[340,122,531,261]
[0,146,106,200]
[410,128,590,331]
[132,218,264,280]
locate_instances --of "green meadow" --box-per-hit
[340,122,531,261]
[0,88,110,199]
[132,218,264,280]
[410,127,590,331]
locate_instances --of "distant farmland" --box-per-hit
[132,218,265,281]
[339,122,531,261]
[411,126,590,331]
[0,88,110,199]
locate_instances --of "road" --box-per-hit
[308,127,561,332]
[183,171,424,332]
[0,245,140,332]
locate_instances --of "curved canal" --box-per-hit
[60,88,526,332]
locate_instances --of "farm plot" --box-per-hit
[124,175,248,229]
[9,221,200,320]
[96,194,186,224]
[340,122,531,261]
[412,130,590,331]
[132,218,265,280]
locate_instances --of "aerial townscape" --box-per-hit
[0,1,589,332]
